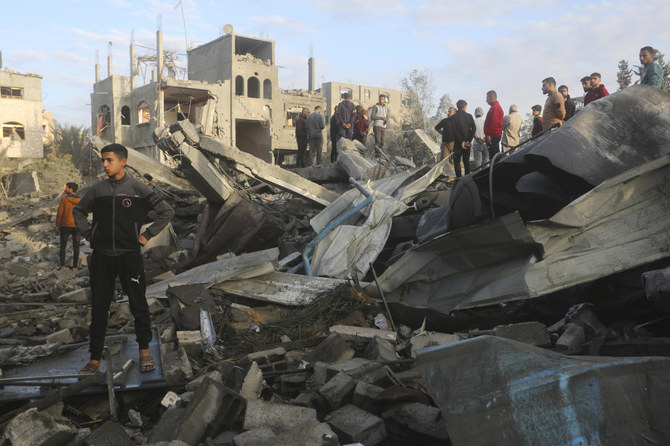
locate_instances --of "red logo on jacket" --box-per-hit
[121,198,133,208]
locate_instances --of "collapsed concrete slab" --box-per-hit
[417,335,670,446]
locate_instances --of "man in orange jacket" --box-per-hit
[56,182,81,271]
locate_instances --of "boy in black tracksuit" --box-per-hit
[74,143,174,374]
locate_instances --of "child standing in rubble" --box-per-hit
[73,144,174,374]
[56,182,81,271]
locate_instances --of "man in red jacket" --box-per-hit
[56,182,81,271]
[584,72,609,105]
[484,90,503,161]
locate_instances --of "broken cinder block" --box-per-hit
[325,404,387,446]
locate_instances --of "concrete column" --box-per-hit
[95,63,100,83]
[308,57,315,93]
[107,55,113,77]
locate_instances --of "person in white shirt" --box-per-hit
[471,107,487,167]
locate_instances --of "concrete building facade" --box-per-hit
[0,69,44,159]
[90,29,409,164]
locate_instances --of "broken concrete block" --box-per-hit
[410,332,460,357]
[325,404,386,446]
[53,268,77,281]
[279,372,307,398]
[232,426,275,446]
[326,357,383,380]
[161,391,182,408]
[148,407,185,442]
[304,333,354,364]
[84,420,135,446]
[27,223,53,233]
[7,259,37,276]
[270,419,340,446]
[128,409,143,427]
[175,377,227,446]
[241,347,288,373]
[382,402,450,443]
[243,400,317,434]
[329,325,396,342]
[353,381,384,415]
[177,330,203,359]
[318,371,355,411]
[555,323,586,354]
[46,328,73,344]
[566,304,608,339]
[164,346,193,384]
[240,361,264,400]
[57,287,91,303]
[1,407,77,446]
[184,369,223,392]
[363,336,399,362]
[493,321,550,346]
[359,365,401,388]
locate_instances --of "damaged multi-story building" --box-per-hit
[0,55,45,159]
[90,28,410,164]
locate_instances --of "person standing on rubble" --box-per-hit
[471,107,487,168]
[337,93,356,141]
[584,72,609,105]
[558,85,576,121]
[353,105,369,145]
[295,108,309,167]
[56,182,81,271]
[73,143,175,375]
[451,100,477,177]
[306,106,326,166]
[434,106,456,162]
[484,90,504,161]
[541,77,566,130]
[330,106,340,162]
[501,104,523,151]
[640,46,664,89]
[370,94,389,149]
[531,105,543,137]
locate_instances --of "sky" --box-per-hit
[1,0,668,128]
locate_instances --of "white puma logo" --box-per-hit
[130,275,141,284]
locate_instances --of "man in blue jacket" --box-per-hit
[640,46,663,89]
[74,144,174,374]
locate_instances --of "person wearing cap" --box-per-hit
[471,107,487,167]
[558,85,576,121]
[640,46,663,89]
[484,90,504,161]
[541,77,566,131]
[584,72,609,105]
[501,104,523,151]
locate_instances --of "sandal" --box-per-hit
[79,361,100,374]
[139,353,155,373]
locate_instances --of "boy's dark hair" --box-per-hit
[581,76,592,83]
[100,143,128,160]
[558,85,568,91]
[591,72,601,78]
[640,46,655,54]
[66,182,79,193]
[542,77,556,86]
[532,104,542,112]
[456,99,467,110]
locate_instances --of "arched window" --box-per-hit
[137,101,150,123]
[263,79,272,99]
[235,75,244,96]
[2,122,25,139]
[248,77,260,98]
[121,105,131,125]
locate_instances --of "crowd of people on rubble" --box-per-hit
[295,92,389,167]
[295,45,664,175]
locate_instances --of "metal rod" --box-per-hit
[103,348,118,421]
[369,262,397,333]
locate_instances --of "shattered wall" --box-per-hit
[0,69,44,159]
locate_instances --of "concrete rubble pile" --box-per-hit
[1,86,670,445]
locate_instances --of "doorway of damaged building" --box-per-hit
[235,119,271,163]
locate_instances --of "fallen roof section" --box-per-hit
[367,155,670,313]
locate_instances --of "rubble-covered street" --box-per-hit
[1,86,670,446]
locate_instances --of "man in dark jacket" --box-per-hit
[74,144,174,375]
[558,85,576,121]
[584,72,609,105]
[330,106,340,162]
[337,93,356,140]
[295,108,309,167]
[434,106,456,162]
[451,100,477,177]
